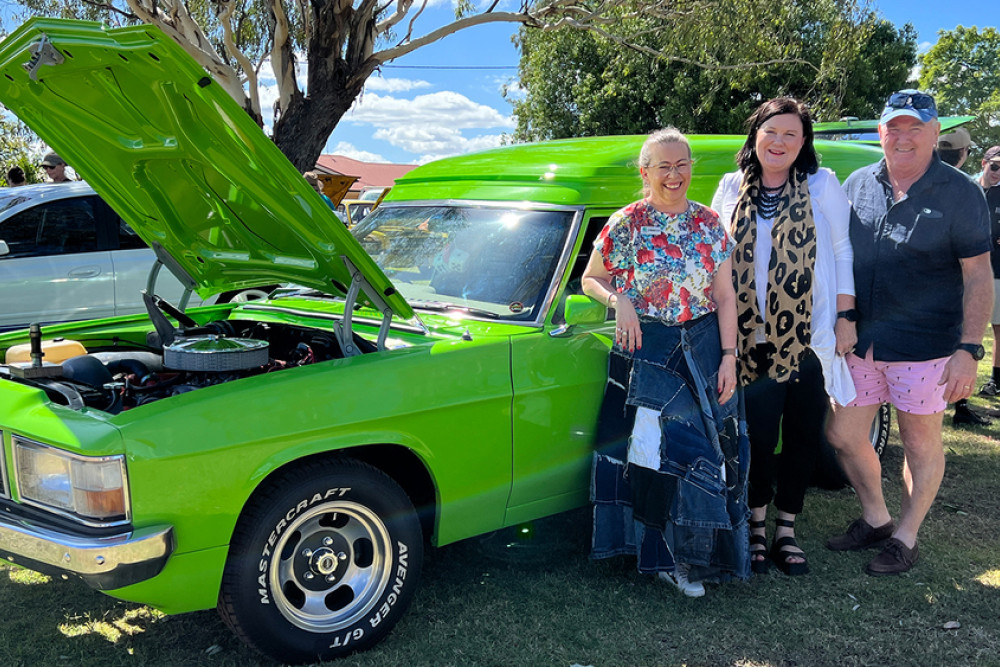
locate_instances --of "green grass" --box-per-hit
[3,398,1000,665]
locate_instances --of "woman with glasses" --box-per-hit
[583,127,750,597]
[712,98,857,576]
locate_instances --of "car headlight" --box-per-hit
[13,437,129,526]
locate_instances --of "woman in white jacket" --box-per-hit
[712,97,857,576]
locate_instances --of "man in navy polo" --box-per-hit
[825,90,993,575]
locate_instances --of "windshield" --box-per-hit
[351,205,575,321]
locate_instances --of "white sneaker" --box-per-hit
[658,564,705,598]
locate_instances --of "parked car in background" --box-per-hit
[0,18,889,664]
[335,198,376,226]
[358,186,389,202]
[0,183,274,331]
[0,182,211,330]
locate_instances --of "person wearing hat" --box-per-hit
[825,90,993,575]
[40,151,71,183]
[937,127,971,170]
[933,127,992,425]
[976,145,1000,398]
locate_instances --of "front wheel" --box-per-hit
[218,458,423,664]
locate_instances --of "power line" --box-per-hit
[382,64,517,70]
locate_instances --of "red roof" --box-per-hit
[314,154,416,192]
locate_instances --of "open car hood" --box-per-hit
[0,19,412,319]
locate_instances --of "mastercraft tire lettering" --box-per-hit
[218,458,423,664]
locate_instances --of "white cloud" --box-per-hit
[371,125,503,162]
[328,141,389,163]
[343,90,513,130]
[364,77,432,93]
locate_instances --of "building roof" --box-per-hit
[314,154,416,192]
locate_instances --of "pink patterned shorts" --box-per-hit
[844,347,948,415]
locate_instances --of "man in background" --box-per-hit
[976,146,1000,398]
[40,152,72,183]
[936,128,991,425]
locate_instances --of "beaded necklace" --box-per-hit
[755,181,786,219]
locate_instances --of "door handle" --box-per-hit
[68,266,102,278]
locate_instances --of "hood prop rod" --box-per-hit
[335,257,394,356]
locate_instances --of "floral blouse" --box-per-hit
[596,199,732,324]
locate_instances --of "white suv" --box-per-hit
[0,182,210,330]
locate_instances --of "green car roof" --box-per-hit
[387,135,883,208]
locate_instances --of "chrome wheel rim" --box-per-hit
[269,500,392,632]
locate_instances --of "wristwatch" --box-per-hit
[956,343,986,361]
[836,309,858,322]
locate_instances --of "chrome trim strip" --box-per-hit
[0,516,173,590]
[0,430,8,499]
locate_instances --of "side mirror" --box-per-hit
[0,240,8,257]
[564,294,608,326]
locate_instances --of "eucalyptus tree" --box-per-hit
[509,0,916,141]
[919,26,1000,165]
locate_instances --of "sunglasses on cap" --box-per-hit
[886,91,936,113]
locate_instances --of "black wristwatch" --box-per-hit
[836,309,858,322]
[956,343,986,361]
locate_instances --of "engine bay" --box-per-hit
[0,316,374,414]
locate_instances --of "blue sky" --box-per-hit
[1,1,995,165]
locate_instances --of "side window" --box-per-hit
[553,215,612,324]
[118,219,148,250]
[0,197,100,258]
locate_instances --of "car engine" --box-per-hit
[1,294,375,414]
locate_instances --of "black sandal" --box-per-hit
[770,517,809,576]
[749,518,770,574]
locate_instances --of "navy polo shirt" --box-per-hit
[845,156,991,362]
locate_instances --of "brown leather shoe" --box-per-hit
[826,517,894,551]
[865,538,919,576]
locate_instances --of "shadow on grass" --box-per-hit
[2,425,999,666]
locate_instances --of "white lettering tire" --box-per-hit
[218,458,423,663]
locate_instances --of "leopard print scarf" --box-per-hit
[731,169,816,385]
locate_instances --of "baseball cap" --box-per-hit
[880,89,938,125]
[40,151,66,167]
[938,127,971,151]
[985,146,1000,161]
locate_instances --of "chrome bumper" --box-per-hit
[0,513,173,590]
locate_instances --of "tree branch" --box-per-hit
[124,0,249,108]
[218,0,262,121]
[269,0,298,115]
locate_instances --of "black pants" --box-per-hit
[744,348,827,515]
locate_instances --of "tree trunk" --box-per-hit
[270,0,379,172]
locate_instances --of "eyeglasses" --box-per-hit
[886,91,936,113]
[41,165,57,170]
[990,162,1000,173]
[649,162,692,175]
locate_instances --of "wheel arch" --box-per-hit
[237,443,439,543]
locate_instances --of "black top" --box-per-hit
[845,156,991,361]
[986,184,1000,278]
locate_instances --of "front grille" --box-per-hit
[0,430,8,498]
